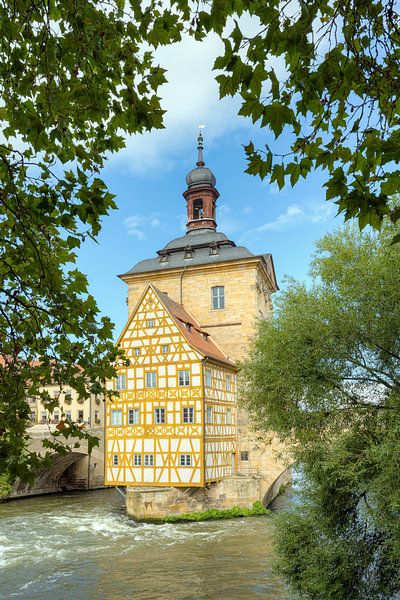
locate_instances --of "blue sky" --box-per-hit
[77,33,343,337]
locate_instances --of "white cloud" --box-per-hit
[108,32,245,175]
[256,204,304,232]
[124,213,161,239]
[241,201,335,240]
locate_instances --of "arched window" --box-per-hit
[193,198,204,220]
[211,286,225,310]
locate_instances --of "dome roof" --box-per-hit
[186,166,216,188]
[185,129,217,189]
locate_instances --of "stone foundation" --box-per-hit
[125,468,291,521]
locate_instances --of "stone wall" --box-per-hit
[125,466,291,521]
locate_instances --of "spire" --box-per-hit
[196,125,205,167]
[183,127,219,233]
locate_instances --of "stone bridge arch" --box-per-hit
[11,451,89,498]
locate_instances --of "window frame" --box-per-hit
[154,407,165,424]
[111,409,122,426]
[205,368,211,387]
[147,319,155,328]
[178,369,190,387]
[144,454,154,467]
[145,371,157,388]
[128,408,140,425]
[133,348,141,356]
[116,373,126,391]
[226,374,231,392]
[113,454,119,466]
[182,406,195,424]
[134,454,142,466]
[180,454,191,467]
[211,286,225,310]
[240,451,249,461]
[161,344,169,353]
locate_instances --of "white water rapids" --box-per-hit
[0,489,289,599]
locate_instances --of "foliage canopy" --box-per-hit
[240,222,400,599]
[0,0,173,482]
[2,0,399,483]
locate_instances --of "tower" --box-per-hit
[105,133,289,520]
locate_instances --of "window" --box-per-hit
[133,348,141,356]
[147,319,155,328]
[144,454,154,467]
[193,198,203,220]
[128,408,140,425]
[207,406,213,424]
[94,410,100,424]
[65,410,72,421]
[113,454,119,466]
[240,451,249,461]
[180,454,191,467]
[159,251,169,263]
[41,411,47,422]
[211,286,225,310]
[78,410,84,423]
[111,409,122,426]
[226,374,231,391]
[145,372,156,388]
[65,390,72,401]
[182,407,195,424]
[154,408,165,424]
[116,374,126,390]
[184,246,193,259]
[205,368,211,387]
[53,412,59,423]
[161,345,169,353]
[134,454,142,466]
[209,242,218,256]
[30,412,36,422]
[178,370,190,386]
[226,408,232,425]
[53,390,59,399]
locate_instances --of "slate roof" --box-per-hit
[153,286,236,368]
[119,229,278,291]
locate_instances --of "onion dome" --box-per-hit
[185,130,216,188]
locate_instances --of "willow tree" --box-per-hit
[240,222,400,598]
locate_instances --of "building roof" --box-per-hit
[153,286,236,368]
[119,229,278,291]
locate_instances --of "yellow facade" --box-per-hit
[105,285,237,487]
[27,383,103,428]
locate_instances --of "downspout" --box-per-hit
[179,266,187,304]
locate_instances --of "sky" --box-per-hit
[77,31,343,337]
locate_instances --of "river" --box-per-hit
[0,488,291,600]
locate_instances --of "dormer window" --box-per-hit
[193,198,204,220]
[202,332,209,341]
[159,251,169,263]
[184,246,193,259]
[185,322,191,332]
[209,242,218,256]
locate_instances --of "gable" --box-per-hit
[117,285,203,365]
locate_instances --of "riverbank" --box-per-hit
[0,487,291,599]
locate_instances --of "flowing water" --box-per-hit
[0,489,291,600]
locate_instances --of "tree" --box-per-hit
[185,0,400,238]
[239,221,400,598]
[0,0,184,484]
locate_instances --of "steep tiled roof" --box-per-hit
[153,286,236,369]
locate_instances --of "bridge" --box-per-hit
[10,424,105,498]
